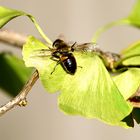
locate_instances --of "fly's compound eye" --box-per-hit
[53,39,64,47]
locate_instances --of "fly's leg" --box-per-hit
[51,60,61,75]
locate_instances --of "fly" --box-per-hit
[50,39,77,75]
[31,39,99,75]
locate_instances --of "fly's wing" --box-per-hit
[30,49,52,58]
[57,34,67,42]
[74,42,101,52]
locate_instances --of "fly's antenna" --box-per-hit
[71,42,77,52]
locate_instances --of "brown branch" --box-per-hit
[1,29,140,116]
[0,29,39,116]
[0,29,27,48]
[0,70,39,116]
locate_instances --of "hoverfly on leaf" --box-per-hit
[31,39,99,75]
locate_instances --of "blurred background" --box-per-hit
[0,0,140,140]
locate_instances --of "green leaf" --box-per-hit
[0,6,52,44]
[23,36,132,128]
[92,0,140,43]
[58,54,132,128]
[115,41,140,67]
[132,108,140,124]
[0,6,25,28]
[92,19,130,43]
[127,0,140,27]
[121,113,134,127]
[124,0,140,71]
[22,36,65,93]
[113,68,140,100]
[0,52,33,96]
[121,41,140,57]
[122,108,140,127]
[121,56,140,66]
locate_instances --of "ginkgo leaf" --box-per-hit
[58,54,132,127]
[121,41,140,57]
[120,41,140,66]
[121,113,134,127]
[22,36,132,128]
[0,6,52,44]
[127,0,140,27]
[132,108,140,124]
[113,68,140,100]
[22,36,65,93]
[115,41,140,67]
[0,6,25,28]
[92,0,140,42]
[121,56,140,66]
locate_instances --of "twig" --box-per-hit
[0,29,140,116]
[0,70,39,116]
[0,29,39,116]
[0,29,27,48]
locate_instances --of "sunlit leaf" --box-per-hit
[92,0,140,42]
[22,36,67,93]
[114,41,140,68]
[58,54,132,128]
[127,0,140,27]
[121,56,140,66]
[0,6,25,28]
[121,41,140,57]
[115,41,140,66]
[23,36,132,128]
[92,19,129,43]
[0,6,52,44]
[113,68,140,100]
[0,52,33,96]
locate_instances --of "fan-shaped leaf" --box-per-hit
[113,68,140,100]
[116,41,140,66]
[0,6,25,28]
[22,36,132,128]
[127,0,140,27]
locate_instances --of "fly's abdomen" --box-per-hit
[61,53,77,75]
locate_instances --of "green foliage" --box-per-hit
[92,0,140,43]
[128,0,140,27]
[0,0,140,128]
[0,6,25,28]
[132,108,140,124]
[121,41,140,57]
[121,56,140,66]
[0,6,34,97]
[0,6,52,44]
[113,68,140,100]
[0,52,33,96]
[23,36,132,128]
[118,41,140,66]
